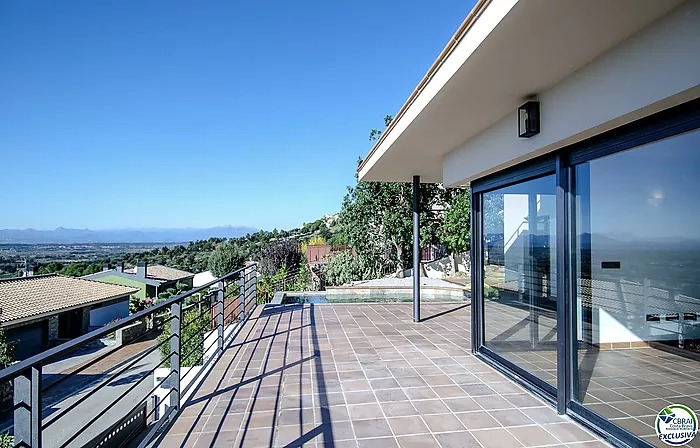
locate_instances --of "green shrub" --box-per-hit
[483,284,499,300]
[256,262,311,303]
[325,251,381,286]
[0,330,15,406]
[158,308,211,368]
[0,433,13,448]
[208,241,245,277]
[0,330,15,369]
[129,295,154,314]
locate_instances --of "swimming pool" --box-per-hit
[280,293,468,304]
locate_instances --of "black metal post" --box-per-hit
[217,282,224,353]
[252,265,257,305]
[13,366,41,448]
[153,394,160,421]
[169,301,181,413]
[240,270,246,320]
[470,190,481,353]
[528,193,539,348]
[556,154,569,414]
[413,175,421,323]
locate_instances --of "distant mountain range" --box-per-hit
[0,226,258,244]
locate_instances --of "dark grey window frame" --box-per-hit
[470,97,700,448]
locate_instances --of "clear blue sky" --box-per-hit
[0,1,474,231]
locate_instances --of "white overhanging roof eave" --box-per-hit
[357,0,685,185]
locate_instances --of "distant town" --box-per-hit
[0,243,169,279]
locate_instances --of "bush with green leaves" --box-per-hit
[158,307,211,368]
[441,189,471,255]
[0,330,15,369]
[156,281,191,304]
[208,241,246,277]
[256,262,311,303]
[325,250,381,286]
[0,433,13,448]
[129,295,154,314]
[484,284,499,300]
[0,330,15,408]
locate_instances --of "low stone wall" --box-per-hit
[115,320,147,345]
[398,253,470,279]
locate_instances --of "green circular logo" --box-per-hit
[656,404,698,446]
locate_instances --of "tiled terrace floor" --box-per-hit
[159,303,608,448]
[483,299,700,447]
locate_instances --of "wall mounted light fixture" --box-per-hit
[518,101,540,138]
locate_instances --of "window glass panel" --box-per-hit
[573,128,700,440]
[482,174,557,387]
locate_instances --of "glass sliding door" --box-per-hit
[482,174,558,388]
[473,101,700,447]
[572,128,700,445]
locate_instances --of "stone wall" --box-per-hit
[48,315,59,340]
[115,320,148,345]
[82,307,90,334]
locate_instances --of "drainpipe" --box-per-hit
[413,175,421,323]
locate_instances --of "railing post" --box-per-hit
[252,265,257,305]
[240,270,246,320]
[152,394,160,421]
[13,365,41,448]
[217,282,224,353]
[169,301,181,413]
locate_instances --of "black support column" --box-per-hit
[556,154,571,415]
[413,175,421,323]
[528,193,539,349]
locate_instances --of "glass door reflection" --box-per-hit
[572,128,700,444]
[482,174,558,388]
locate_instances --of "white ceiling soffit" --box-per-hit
[358,0,683,183]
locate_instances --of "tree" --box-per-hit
[308,235,326,246]
[207,241,245,277]
[0,330,16,414]
[368,114,394,141]
[441,188,471,254]
[325,250,381,286]
[156,280,191,303]
[130,295,154,314]
[259,239,302,276]
[336,114,454,273]
[0,330,15,369]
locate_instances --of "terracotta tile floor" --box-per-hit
[482,299,700,447]
[157,303,608,447]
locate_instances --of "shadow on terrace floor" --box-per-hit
[157,302,604,448]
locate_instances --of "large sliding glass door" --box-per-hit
[473,99,700,448]
[482,175,558,389]
[572,128,700,446]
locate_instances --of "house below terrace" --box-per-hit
[83,262,194,301]
[0,273,138,360]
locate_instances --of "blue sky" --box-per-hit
[0,1,474,231]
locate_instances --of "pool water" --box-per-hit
[282,295,328,304]
[281,295,465,304]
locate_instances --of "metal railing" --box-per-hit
[0,263,258,448]
[257,267,311,303]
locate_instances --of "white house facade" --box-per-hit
[360,1,700,446]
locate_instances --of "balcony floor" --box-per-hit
[159,303,608,447]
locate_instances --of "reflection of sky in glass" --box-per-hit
[583,128,700,241]
[483,175,555,236]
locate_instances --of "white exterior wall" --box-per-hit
[443,0,700,186]
[447,1,700,346]
[89,299,130,327]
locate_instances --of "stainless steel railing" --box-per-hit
[0,263,258,448]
